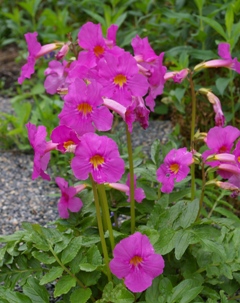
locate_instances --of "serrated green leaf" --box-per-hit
[70,288,92,303]
[39,267,63,285]
[102,282,134,303]
[87,245,102,266]
[32,251,56,264]
[79,263,98,272]
[61,236,82,264]
[23,277,49,303]
[81,271,101,287]
[54,275,76,297]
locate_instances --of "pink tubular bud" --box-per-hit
[108,183,129,192]
[194,59,233,71]
[36,43,61,59]
[217,163,240,174]
[56,42,71,60]
[210,153,236,163]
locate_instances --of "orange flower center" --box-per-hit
[63,140,75,152]
[77,103,92,115]
[90,155,105,169]
[169,163,180,174]
[94,45,104,57]
[237,156,240,163]
[130,255,143,266]
[114,74,127,87]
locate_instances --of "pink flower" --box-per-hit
[98,52,149,107]
[55,177,85,219]
[55,42,70,60]
[109,232,165,293]
[71,133,125,183]
[205,92,225,127]
[50,125,80,153]
[194,43,240,73]
[58,78,113,135]
[131,35,158,63]
[109,173,145,203]
[103,96,150,133]
[164,68,189,83]
[233,141,240,168]
[44,60,69,95]
[26,122,57,181]
[77,22,123,68]
[18,32,60,84]
[126,173,146,203]
[202,126,240,166]
[156,148,193,193]
[145,53,167,111]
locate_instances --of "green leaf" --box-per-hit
[32,251,56,264]
[87,245,102,266]
[154,228,176,255]
[198,16,227,40]
[70,288,92,303]
[174,230,193,260]
[214,207,240,222]
[216,77,231,96]
[81,271,101,287]
[82,9,106,25]
[173,87,186,103]
[101,282,135,303]
[225,5,234,38]
[79,263,98,272]
[231,22,240,49]
[150,139,161,166]
[0,286,32,303]
[194,0,205,11]
[54,275,76,297]
[170,279,201,302]
[179,199,199,229]
[179,286,204,303]
[61,236,82,264]
[39,267,63,285]
[23,277,49,303]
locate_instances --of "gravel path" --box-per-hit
[0,97,173,235]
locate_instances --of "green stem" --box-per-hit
[189,72,196,200]
[48,242,95,302]
[125,125,135,234]
[98,183,115,251]
[196,164,206,221]
[90,174,112,282]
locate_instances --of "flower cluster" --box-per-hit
[203,126,240,194]
[20,21,240,296]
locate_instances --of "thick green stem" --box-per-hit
[189,72,196,200]
[90,175,112,282]
[98,183,115,251]
[125,125,135,234]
